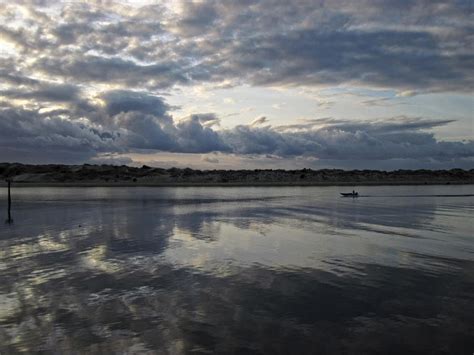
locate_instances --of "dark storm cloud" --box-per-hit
[0,94,472,165]
[222,29,474,91]
[0,105,112,163]
[0,91,227,161]
[53,23,93,45]
[177,0,219,36]
[112,112,177,151]
[35,56,190,89]
[0,68,39,86]
[175,115,229,153]
[170,0,473,92]
[3,0,470,91]
[101,90,171,117]
[219,118,474,161]
[98,94,227,153]
[0,83,80,102]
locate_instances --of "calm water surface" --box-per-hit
[1,185,473,354]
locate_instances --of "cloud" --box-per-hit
[0,83,80,102]
[1,94,472,166]
[250,116,268,127]
[0,67,39,86]
[0,90,228,161]
[397,90,418,98]
[0,1,473,168]
[316,100,335,109]
[112,111,177,151]
[89,154,134,166]
[176,0,219,36]
[2,1,472,92]
[223,28,473,92]
[0,105,113,163]
[101,90,171,117]
[201,155,220,164]
[186,113,221,128]
[175,115,229,153]
[221,117,474,162]
[361,97,394,107]
[35,55,191,89]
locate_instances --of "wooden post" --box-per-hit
[6,179,12,224]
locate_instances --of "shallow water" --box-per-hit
[0,185,473,354]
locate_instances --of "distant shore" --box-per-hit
[1,181,473,188]
[1,163,473,187]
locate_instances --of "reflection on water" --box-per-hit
[1,185,473,353]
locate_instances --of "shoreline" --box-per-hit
[2,163,473,188]
[1,181,473,188]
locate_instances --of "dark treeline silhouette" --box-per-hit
[0,163,474,185]
[0,163,473,185]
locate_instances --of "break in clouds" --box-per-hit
[0,0,473,168]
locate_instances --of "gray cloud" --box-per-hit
[175,115,229,153]
[0,68,39,86]
[0,105,113,163]
[0,83,80,102]
[250,116,268,127]
[0,1,473,167]
[2,0,471,92]
[0,94,472,166]
[219,116,474,163]
[201,154,220,164]
[88,155,134,166]
[177,0,219,36]
[35,56,190,89]
[98,92,227,153]
[112,112,177,151]
[219,29,473,92]
[186,113,221,128]
[102,90,171,117]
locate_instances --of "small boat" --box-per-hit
[340,191,358,197]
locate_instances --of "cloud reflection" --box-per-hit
[0,186,473,353]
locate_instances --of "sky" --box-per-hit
[0,0,473,170]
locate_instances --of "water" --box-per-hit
[0,185,473,354]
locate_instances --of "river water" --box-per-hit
[0,185,473,353]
